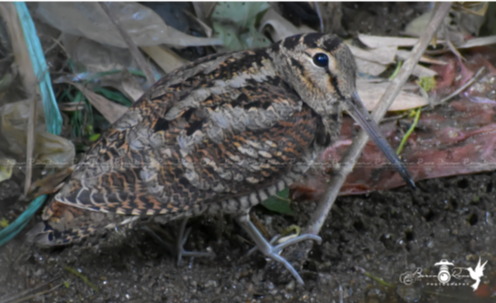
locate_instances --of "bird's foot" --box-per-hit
[236,212,321,285]
[142,219,215,266]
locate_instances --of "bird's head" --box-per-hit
[269,33,356,118]
[270,33,415,189]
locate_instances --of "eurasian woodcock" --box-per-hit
[28,33,414,285]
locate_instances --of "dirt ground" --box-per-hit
[1,3,495,303]
[1,169,495,302]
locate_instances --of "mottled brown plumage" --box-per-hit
[29,33,413,284]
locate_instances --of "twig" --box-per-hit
[250,212,271,239]
[7,283,64,303]
[45,33,69,58]
[182,9,212,37]
[23,96,36,196]
[100,2,156,85]
[379,112,409,124]
[443,23,466,62]
[0,275,62,303]
[437,66,486,105]
[314,2,324,33]
[304,2,452,236]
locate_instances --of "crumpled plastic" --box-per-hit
[0,100,74,168]
[34,2,222,48]
[58,33,160,95]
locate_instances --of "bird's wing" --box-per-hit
[53,50,321,217]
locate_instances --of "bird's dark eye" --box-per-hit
[313,53,329,68]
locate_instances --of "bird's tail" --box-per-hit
[26,200,113,246]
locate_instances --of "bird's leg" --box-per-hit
[235,209,322,285]
[142,219,215,265]
[175,218,215,265]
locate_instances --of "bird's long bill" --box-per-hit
[344,92,416,189]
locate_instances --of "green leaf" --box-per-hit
[213,22,244,51]
[212,2,270,29]
[261,187,293,215]
[89,133,101,141]
[240,27,271,49]
[211,2,271,51]
[0,218,9,229]
[418,76,436,93]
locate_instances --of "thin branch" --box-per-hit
[0,275,62,303]
[23,97,36,196]
[304,2,453,236]
[437,66,486,105]
[7,283,64,303]
[314,2,324,33]
[443,23,466,62]
[100,2,156,85]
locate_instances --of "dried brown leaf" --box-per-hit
[358,79,428,111]
[121,69,144,102]
[347,45,396,65]
[396,50,447,65]
[354,57,388,76]
[64,82,128,124]
[141,45,188,74]
[259,8,315,42]
[359,34,426,48]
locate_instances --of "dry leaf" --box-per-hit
[412,64,437,78]
[355,58,388,76]
[259,8,315,42]
[121,69,144,102]
[457,36,496,49]
[357,79,428,111]
[64,82,128,124]
[141,45,188,74]
[359,34,428,48]
[347,44,396,65]
[396,49,447,65]
[403,10,435,38]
